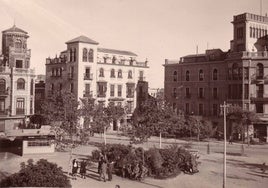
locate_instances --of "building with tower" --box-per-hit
[0,25,54,155]
[164,12,268,142]
[45,35,149,131]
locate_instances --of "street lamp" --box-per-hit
[220,101,230,188]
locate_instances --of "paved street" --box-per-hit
[0,134,268,188]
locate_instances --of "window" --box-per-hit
[199,88,204,98]
[118,69,122,78]
[244,67,249,80]
[128,70,132,79]
[0,99,5,114]
[213,88,218,99]
[85,68,91,79]
[185,103,189,115]
[17,78,25,90]
[110,84,115,97]
[186,70,190,81]
[237,27,244,39]
[256,63,264,79]
[199,69,204,81]
[88,49,94,62]
[173,71,177,81]
[0,79,6,92]
[198,103,204,115]
[212,104,218,116]
[112,56,116,64]
[256,103,263,113]
[30,79,34,95]
[73,48,76,62]
[244,84,249,99]
[70,48,73,61]
[16,98,25,115]
[111,69,115,78]
[256,84,264,98]
[118,85,122,97]
[98,83,106,97]
[84,83,91,97]
[70,83,74,93]
[185,88,190,98]
[127,84,134,98]
[139,70,144,81]
[30,99,33,114]
[27,140,50,147]
[250,27,252,38]
[173,88,177,98]
[232,63,238,80]
[16,60,23,68]
[212,69,218,80]
[99,68,104,77]
[83,48,87,62]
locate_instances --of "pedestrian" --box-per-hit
[72,159,78,180]
[132,163,140,180]
[98,154,104,174]
[99,159,107,182]
[107,160,114,181]
[80,159,87,179]
[229,135,233,144]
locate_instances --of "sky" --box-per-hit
[0,0,267,88]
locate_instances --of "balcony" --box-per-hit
[68,73,74,80]
[84,73,93,80]
[250,93,268,103]
[13,68,35,75]
[0,89,8,96]
[97,93,106,98]
[138,76,146,81]
[83,91,93,98]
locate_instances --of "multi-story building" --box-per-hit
[164,12,268,142]
[0,24,35,131]
[45,35,149,130]
[0,25,55,155]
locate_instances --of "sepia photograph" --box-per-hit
[0,0,268,187]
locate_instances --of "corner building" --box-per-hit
[0,25,35,131]
[164,13,268,142]
[45,36,149,130]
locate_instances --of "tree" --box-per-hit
[131,97,184,147]
[0,159,71,187]
[227,106,259,145]
[41,90,80,143]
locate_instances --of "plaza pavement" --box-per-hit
[0,134,268,188]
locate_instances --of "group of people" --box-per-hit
[71,159,87,180]
[98,153,114,182]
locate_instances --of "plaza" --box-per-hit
[1,134,267,188]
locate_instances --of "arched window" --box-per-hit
[83,48,87,62]
[256,63,264,79]
[99,68,104,77]
[186,70,190,81]
[128,70,132,79]
[111,69,115,78]
[17,78,25,90]
[232,63,238,80]
[118,69,122,78]
[70,48,73,62]
[0,79,6,92]
[199,69,204,81]
[213,69,218,80]
[88,49,94,62]
[73,48,76,62]
[173,71,177,82]
[112,56,116,64]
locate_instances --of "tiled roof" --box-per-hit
[98,48,137,56]
[2,25,28,34]
[66,35,99,45]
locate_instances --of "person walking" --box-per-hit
[72,159,78,180]
[99,159,107,182]
[107,160,114,181]
[80,159,87,179]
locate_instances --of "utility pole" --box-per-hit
[220,101,230,188]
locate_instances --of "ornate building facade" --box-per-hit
[45,35,149,130]
[164,13,268,142]
[0,25,35,132]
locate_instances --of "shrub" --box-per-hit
[0,159,71,187]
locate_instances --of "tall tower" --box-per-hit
[231,13,268,52]
[0,25,35,132]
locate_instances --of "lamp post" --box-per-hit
[220,101,230,188]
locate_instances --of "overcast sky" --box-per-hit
[0,0,267,88]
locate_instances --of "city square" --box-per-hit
[0,0,268,187]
